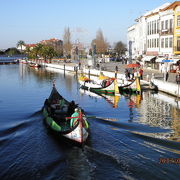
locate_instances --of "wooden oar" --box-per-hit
[86,116,117,121]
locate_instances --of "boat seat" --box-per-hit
[54,112,68,122]
[51,103,68,113]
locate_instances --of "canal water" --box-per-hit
[0,64,179,180]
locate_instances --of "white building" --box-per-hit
[127,24,136,59]
[159,7,174,57]
[127,3,171,59]
[145,3,173,58]
[17,44,26,51]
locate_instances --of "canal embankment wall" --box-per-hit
[44,63,125,78]
[151,79,180,97]
[44,63,180,97]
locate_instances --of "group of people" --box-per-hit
[125,68,143,80]
[45,97,82,126]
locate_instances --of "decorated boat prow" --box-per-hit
[118,77,141,94]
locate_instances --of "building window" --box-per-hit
[161,21,164,30]
[155,39,157,48]
[161,38,164,48]
[177,37,180,51]
[150,39,151,48]
[169,37,173,48]
[169,19,173,32]
[151,21,153,35]
[165,38,168,48]
[155,20,157,34]
[157,38,159,48]
[157,20,159,33]
[148,22,150,35]
[177,15,180,27]
[165,20,168,29]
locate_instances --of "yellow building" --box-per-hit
[168,1,180,55]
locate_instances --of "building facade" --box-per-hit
[127,24,136,59]
[127,2,180,61]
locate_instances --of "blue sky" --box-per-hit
[0,0,173,49]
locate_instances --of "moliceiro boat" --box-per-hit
[42,82,89,145]
[78,73,120,95]
[118,77,141,94]
[79,73,141,94]
[98,72,141,93]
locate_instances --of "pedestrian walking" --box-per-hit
[78,62,81,70]
[115,66,118,72]
[134,70,138,78]
[139,68,143,80]
[165,72,169,81]
[115,66,118,78]
[176,71,180,84]
[96,63,100,70]
[131,68,135,79]
[125,69,129,79]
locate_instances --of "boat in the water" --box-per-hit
[78,73,120,95]
[29,62,41,68]
[19,59,28,64]
[117,77,141,94]
[97,72,141,93]
[78,72,141,94]
[42,82,89,145]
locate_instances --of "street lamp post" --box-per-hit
[129,41,133,64]
[93,43,96,69]
[75,46,79,61]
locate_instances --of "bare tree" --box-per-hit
[91,29,108,56]
[63,27,72,58]
[114,41,127,56]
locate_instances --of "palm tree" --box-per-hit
[41,45,57,63]
[32,43,43,62]
[25,46,31,58]
[17,40,25,52]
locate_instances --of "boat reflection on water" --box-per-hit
[123,93,142,108]
[100,93,120,108]
[79,89,120,108]
[122,93,143,123]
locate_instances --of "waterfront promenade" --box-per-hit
[48,60,177,84]
[97,62,177,84]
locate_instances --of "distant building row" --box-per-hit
[17,38,86,58]
[127,1,180,61]
[17,38,63,54]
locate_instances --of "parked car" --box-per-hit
[110,57,115,61]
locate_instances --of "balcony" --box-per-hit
[160,29,173,35]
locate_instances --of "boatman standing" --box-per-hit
[70,108,80,127]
